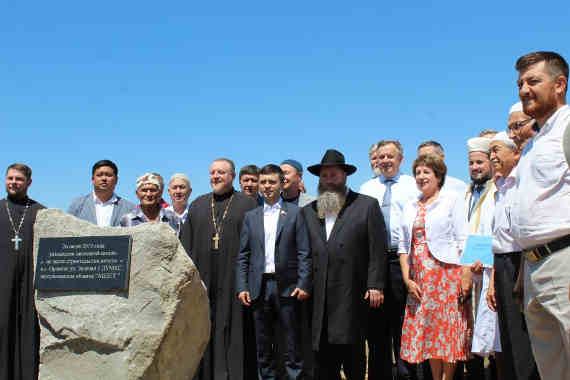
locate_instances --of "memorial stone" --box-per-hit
[33,209,210,380]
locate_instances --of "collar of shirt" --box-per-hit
[380,172,400,184]
[469,181,487,195]
[93,192,118,206]
[536,104,568,137]
[130,207,170,223]
[497,166,518,191]
[263,199,283,213]
[165,205,189,218]
[411,190,449,211]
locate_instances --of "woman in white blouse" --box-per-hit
[398,153,472,380]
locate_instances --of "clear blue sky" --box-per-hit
[2,2,569,209]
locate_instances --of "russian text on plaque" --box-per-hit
[35,236,132,292]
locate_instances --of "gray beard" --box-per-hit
[317,183,346,218]
[372,167,382,176]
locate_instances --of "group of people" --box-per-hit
[1,50,569,380]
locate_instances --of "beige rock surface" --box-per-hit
[33,209,210,380]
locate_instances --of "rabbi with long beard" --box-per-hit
[301,149,387,380]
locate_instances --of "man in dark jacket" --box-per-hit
[302,149,387,380]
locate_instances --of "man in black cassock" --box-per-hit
[180,158,258,380]
[1,163,44,380]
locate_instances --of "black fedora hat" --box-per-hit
[307,149,357,176]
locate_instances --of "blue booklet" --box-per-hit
[460,234,494,267]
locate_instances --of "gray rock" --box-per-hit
[33,209,210,380]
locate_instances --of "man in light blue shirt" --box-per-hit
[360,140,419,380]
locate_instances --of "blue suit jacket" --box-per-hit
[236,201,312,301]
[68,194,136,227]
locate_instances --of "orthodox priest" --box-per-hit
[1,163,44,380]
[181,158,258,380]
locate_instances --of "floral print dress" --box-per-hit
[400,205,472,363]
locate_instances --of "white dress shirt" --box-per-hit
[263,199,282,273]
[93,192,118,227]
[512,105,570,249]
[360,173,420,249]
[398,191,467,265]
[492,167,522,254]
[325,215,335,240]
[442,175,468,195]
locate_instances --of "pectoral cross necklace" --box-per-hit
[210,193,234,251]
[5,199,30,251]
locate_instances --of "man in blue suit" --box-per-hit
[237,164,312,380]
[68,160,135,227]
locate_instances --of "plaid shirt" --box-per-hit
[120,206,178,232]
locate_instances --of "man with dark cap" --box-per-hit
[302,149,387,380]
[280,159,315,207]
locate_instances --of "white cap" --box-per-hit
[467,137,491,153]
[509,102,523,114]
[491,131,517,150]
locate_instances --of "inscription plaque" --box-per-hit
[35,235,132,291]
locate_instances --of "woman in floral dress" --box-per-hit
[398,153,473,380]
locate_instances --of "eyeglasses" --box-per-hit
[508,118,534,131]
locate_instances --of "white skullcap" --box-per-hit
[136,173,162,190]
[509,102,523,114]
[491,131,517,150]
[467,137,491,153]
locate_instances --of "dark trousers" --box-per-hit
[316,340,365,380]
[253,276,303,380]
[368,259,408,379]
[453,357,485,380]
[494,253,540,380]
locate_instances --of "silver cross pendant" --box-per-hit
[11,234,22,251]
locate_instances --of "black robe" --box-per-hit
[180,189,257,380]
[0,196,44,380]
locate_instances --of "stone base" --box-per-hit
[34,209,210,380]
